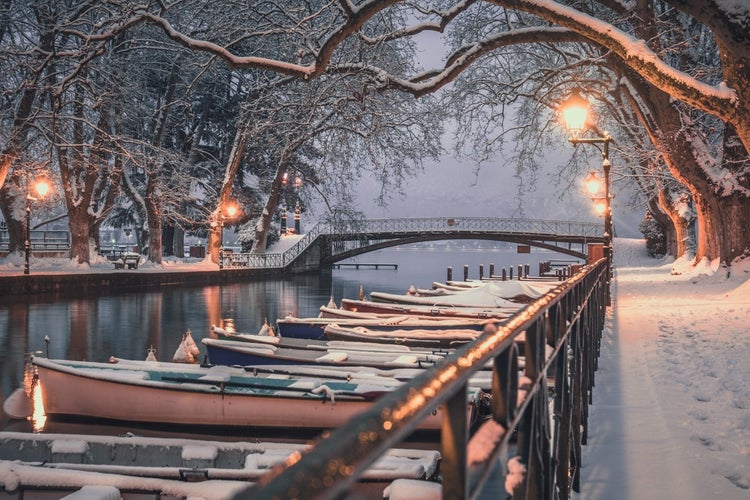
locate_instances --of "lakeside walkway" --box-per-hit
[576,246,750,499]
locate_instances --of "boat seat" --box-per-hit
[316,352,348,363]
[385,355,419,366]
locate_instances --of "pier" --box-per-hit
[331,263,398,270]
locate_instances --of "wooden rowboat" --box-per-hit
[327,299,515,320]
[322,324,483,348]
[0,431,441,499]
[276,314,493,339]
[202,337,449,369]
[30,357,462,431]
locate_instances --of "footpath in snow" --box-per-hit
[576,239,750,500]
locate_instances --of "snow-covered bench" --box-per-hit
[113,254,140,269]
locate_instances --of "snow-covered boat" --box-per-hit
[370,280,559,307]
[322,324,483,348]
[275,314,493,339]
[0,431,441,499]
[202,337,450,369]
[326,299,516,320]
[30,356,456,431]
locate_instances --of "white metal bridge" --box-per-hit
[224,217,603,270]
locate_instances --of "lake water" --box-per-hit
[0,242,578,438]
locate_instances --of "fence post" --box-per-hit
[463,265,469,281]
[447,267,453,281]
[479,264,484,280]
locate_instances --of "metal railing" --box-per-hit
[232,259,606,499]
[223,217,601,269]
[0,230,71,251]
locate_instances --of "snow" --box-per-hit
[575,237,750,499]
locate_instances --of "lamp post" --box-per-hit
[24,178,51,275]
[218,202,238,270]
[561,88,613,305]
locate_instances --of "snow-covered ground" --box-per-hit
[576,238,750,500]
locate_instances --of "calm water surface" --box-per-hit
[0,243,576,438]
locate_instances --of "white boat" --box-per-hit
[0,431,440,499]
[370,280,559,307]
[323,300,515,320]
[30,357,468,431]
[202,337,450,369]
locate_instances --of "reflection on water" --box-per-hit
[1,244,570,437]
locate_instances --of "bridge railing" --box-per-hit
[236,260,607,499]
[222,217,601,269]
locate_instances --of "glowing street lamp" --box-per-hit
[218,201,238,270]
[561,88,613,305]
[24,178,51,275]
[584,171,602,197]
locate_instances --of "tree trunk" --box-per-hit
[647,196,677,257]
[0,185,25,255]
[209,127,248,264]
[173,225,185,258]
[656,189,693,259]
[162,222,174,257]
[145,176,162,264]
[67,208,90,265]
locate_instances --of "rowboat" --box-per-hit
[0,431,441,499]
[323,324,483,348]
[202,337,449,369]
[30,357,460,430]
[370,280,558,307]
[275,315,494,340]
[327,299,515,320]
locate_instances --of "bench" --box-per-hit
[114,254,140,269]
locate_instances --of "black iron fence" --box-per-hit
[229,259,606,499]
[0,230,70,252]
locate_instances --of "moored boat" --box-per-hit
[323,324,483,348]
[0,431,441,499]
[275,314,494,339]
[369,280,558,307]
[202,337,449,369]
[30,357,461,431]
[328,299,515,320]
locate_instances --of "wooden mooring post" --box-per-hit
[479,264,484,280]
[447,266,453,281]
[489,263,495,277]
[463,265,469,281]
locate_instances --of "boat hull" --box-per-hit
[33,358,445,430]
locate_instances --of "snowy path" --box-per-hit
[576,248,750,500]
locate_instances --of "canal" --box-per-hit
[0,242,576,439]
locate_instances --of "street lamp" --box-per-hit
[218,201,238,270]
[24,178,51,275]
[561,88,613,305]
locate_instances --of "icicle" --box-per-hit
[184,329,200,357]
[145,345,157,362]
[326,295,338,309]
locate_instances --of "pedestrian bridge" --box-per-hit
[224,217,604,271]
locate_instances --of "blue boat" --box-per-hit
[275,315,495,340]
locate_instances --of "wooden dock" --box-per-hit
[331,263,398,270]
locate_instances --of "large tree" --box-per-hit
[141,0,750,264]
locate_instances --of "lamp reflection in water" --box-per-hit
[31,380,47,432]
